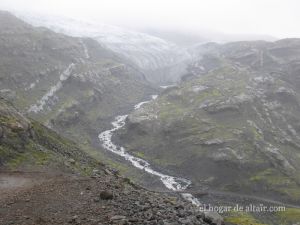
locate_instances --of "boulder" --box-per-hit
[99,190,113,200]
[203,211,224,225]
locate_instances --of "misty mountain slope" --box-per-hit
[141,27,277,47]
[0,13,213,224]
[0,96,100,173]
[116,39,300,205]
[187,39,300,78]
[13,12,192,84]
[0,11,154,151]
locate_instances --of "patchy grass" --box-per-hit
[224,212,267,225]
[250,169,293,186]
[249,169,300,200]
[133,151,146,159]
[7,149,51,169]
[276,208,300,225]
[279,187,300,200]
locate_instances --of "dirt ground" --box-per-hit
[0,170,206,225]
[0,171,47,198]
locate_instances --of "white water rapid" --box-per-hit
[98,95,200,206]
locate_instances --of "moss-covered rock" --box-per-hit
[276,208,300,225]
[0,97,101,175]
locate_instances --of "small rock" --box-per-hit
[110,215,126,220]
[0,126,3,138]
[129,218,138,222]
[204,211,224,225]
[174,204,184,210]
[104,168,113,175]
[23,215,30,220]
[99,190,113,200]
[93,197,100,203]
[203,139,224,145]
[92,169,99,174]
[69,158,76,164]
[194,192,208,198]
[68,215,80,224]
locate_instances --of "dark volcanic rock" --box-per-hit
[100,190,114,200]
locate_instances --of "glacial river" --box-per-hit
[98,95,201,206]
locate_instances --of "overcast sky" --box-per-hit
[0,0,299,38]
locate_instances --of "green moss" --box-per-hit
[0,145,11,158]
[0,114,21,129]
[32,120,77,150]
[152,156,181,167]
[276,208,300,225]
[63,125,92,147]
[31,150,50,165]
[224,212,267,225]
[279,187,300,200]
[7,141,51,169]
[249,125,263,141]
[193,88,222,104]
[33,96,78,124]
[250,169,293,186]
[69,160,95,176]
[0,118,99,175]
[106,160,128,174]
[7,153,28,168]
[249,169,300,200]
[134,151,146,158]
[159,102,187,121]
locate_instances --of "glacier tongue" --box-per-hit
[13,12,191,83]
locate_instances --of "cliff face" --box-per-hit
[117,39,300,204]
[0,11,154,150]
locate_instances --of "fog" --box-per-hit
[0,0,299,39]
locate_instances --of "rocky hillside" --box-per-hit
[0,96,216,225]
[14,12,191,84]
[0,96,99,173]
[116,39,300,206]
[0,11,154,153]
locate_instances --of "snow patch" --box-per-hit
[28,63,75,113]
[80,39,90,59]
